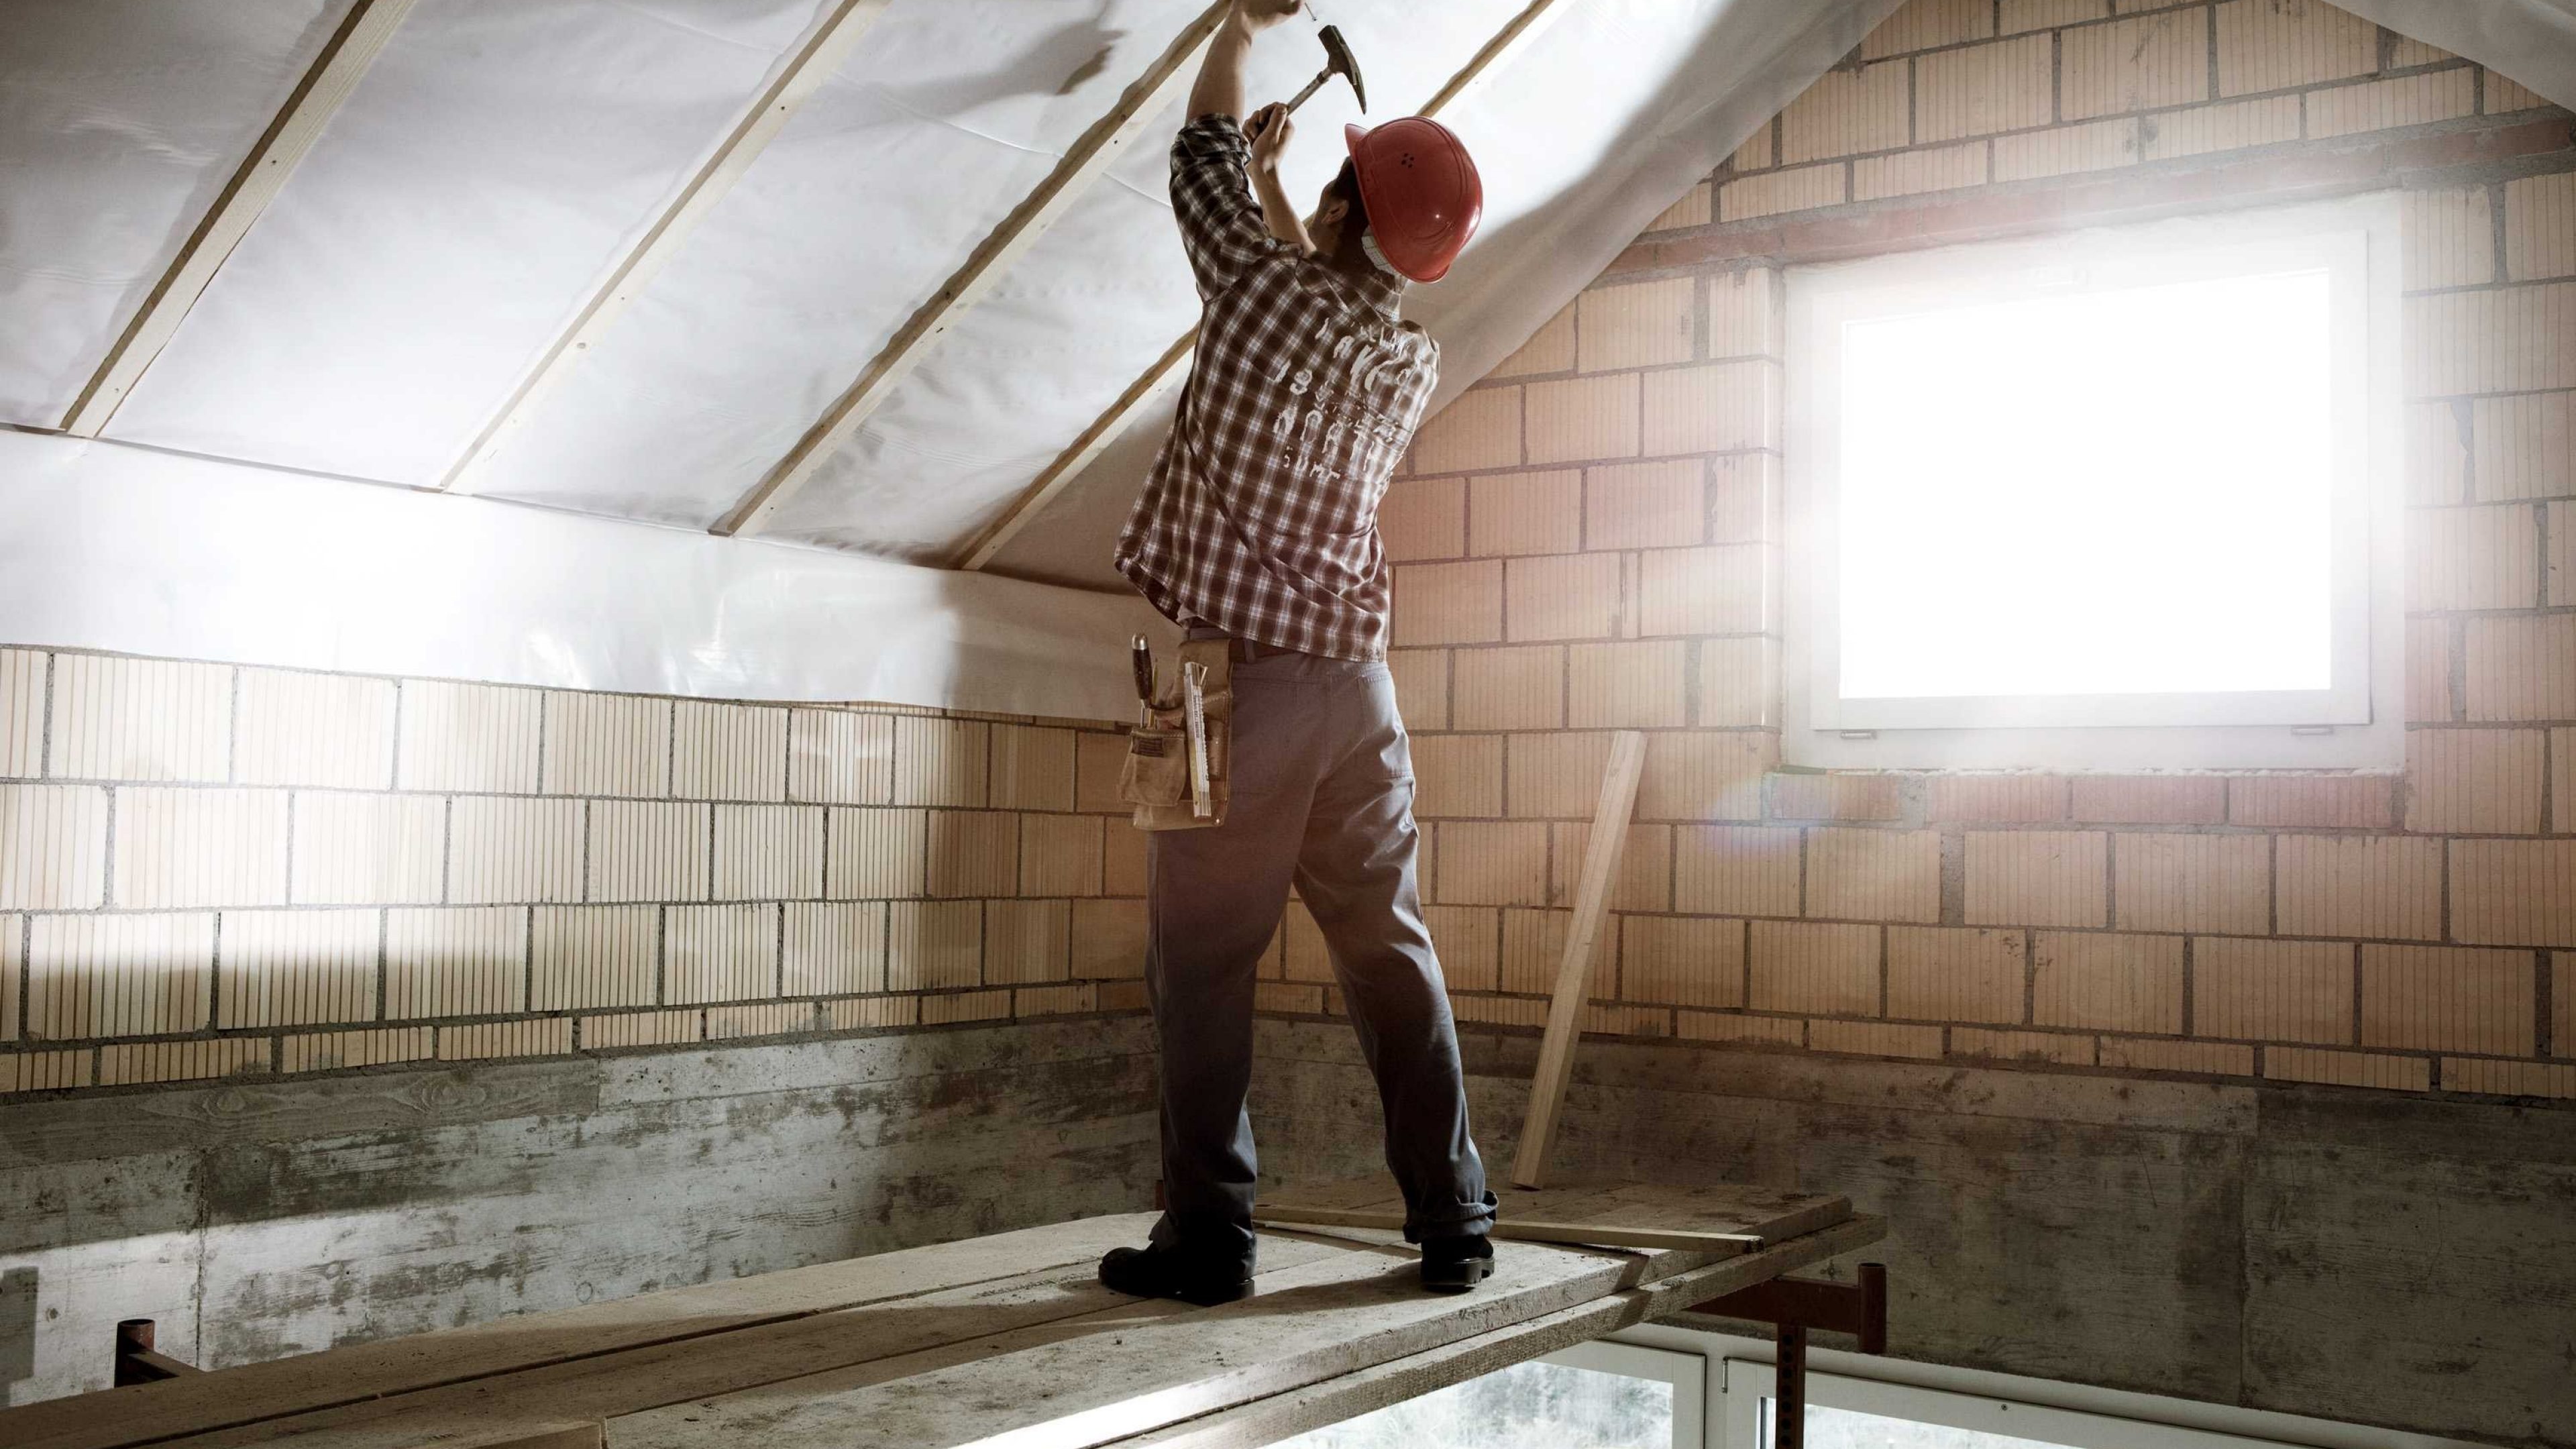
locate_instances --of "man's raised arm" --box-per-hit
[1187,0,1299,122]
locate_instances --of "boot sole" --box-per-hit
[1420,1256,1495,1293]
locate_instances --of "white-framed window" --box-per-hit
[1782,195,2404,770]
[1273,1339,1706,1448]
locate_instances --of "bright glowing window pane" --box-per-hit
[1774,1401,2080,1449]
[1277,1360,1673,1449]
[1837,268,2334,700]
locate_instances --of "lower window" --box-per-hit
[1274,1340,1705,1448]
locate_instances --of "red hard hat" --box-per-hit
[1344,117,1482,284]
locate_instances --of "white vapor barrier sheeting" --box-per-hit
[462,0,1216,526]
[0,0,352,426]
[0,433,1169,718]
[989,0,1904,586]
[2334,0,2576,112]
[104,0,840,486]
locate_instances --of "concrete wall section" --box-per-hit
[0,1016,1159,1405]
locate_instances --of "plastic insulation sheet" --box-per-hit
[2331,0,2576,113]
[0,431,1169,719]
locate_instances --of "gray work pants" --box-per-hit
[1143,639,1495,1273]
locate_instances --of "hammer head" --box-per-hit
[1319,24,1366,112]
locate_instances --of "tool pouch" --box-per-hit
[1121,638,1231,830]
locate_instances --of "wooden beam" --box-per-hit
[1253,1204,1762,1254]
[713,1,1234,538]
[59,0,418,437]
[957,0,1572,571]
[440,0,894,492]
[1511,729,1646,1189]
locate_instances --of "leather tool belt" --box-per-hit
[1120,636,1232,830]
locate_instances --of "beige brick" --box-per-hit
[1807,828,1940,923]
[0,914,14,1042]
[704,1000,820,1040]
[1104,826,1146,897]
[0,649,41,779]
[2485,68,2549,113]
[1393,561,1505,645]
[1452,646,1560,731]
[235,669,396,790]
[2465,614,2576,721]
[1567,642,1687,729]
[983,899,1071,985]
[2452,839,2576,944]
[1919,36,2055,141]
[0,784,109,909]
[1809,1018,1943,1058]
[2363,944,2536,1054]
[1617,916,1744,1008]
[2412,504,2540,610]
[115,788,288,908]
[1507,732,1615,819]
[213,908,375,1029]
[2554,503,2576,606]
[827,806,927,899]
[1498,908,1566,994]
[2402,188,2496,292]
[1677,1010,1805,1047]
[47,655,231,783]
[1864,0,1994,58]
[580,1007,703,1049]
[1642,362,1776,457]
[892,716,987,808]
[1019,813,1102,896]
[397,681,541,794]
[1729,122,1775,174]
[2228,775,2395,829]
[2102,1036,2257,1075]
[828,993,922,1029]
[283,1026,436,1073]
[1638,731,1776,822]
[101,1037,270,1086]
[2140,95,2302,158]
[1388,650,1449,731]
[2408,284,2576,398]
[2475,394,2574,501]
[2275,834,2443,941]
[2443,1057,2576,1098]
[1768,772,1900,822]
[1932,775,2070,822]
[1643,183,1713,234]
[980,727,1071,815]
[1585,1002,1673,1037]
[2064,11,2208,118]
[1381,478,1466,561]
[1674,825,1802,916]
[2002,0,2109,32]
[1254,981,1325,1016]
[2505,174,2576,282]
[2033,930,2184,1032]
[437,1018,574,1063]
[2115,833,2269,933]
[1578,278,1696,372]
[669,702,788,802]
[1507,554,1625,642]
[2387,33,2452,68]
[1719,164,1848,221]
[2408,729,2544,833]
[388,906,526,1016]
[1992,119,2143,181]
[2406,402,2468,506]
[2194,936,2353,1042]
[888,900,981,991]
[1423,904,1499,992]
[1586,461,1703,552]
[1525,374,1640,465]
[1780,60,1911,164]
[783,900,887,996]
[541,692,669,798]
[1854,143,1991,200]
[1,1049,94,1091]
[1071,897,1147,980]
[528,904,653,1011]
[2306,68,2477,138]
[927,811,1016,898]
[1452,994,1550,1028]
[2265,1045,2431,1091]
[712,804,824,900]
[2069,775,2227,824]
[1951,1026,2092,1065]
[585,800,708,904]
[1750,920,1878,1016]
[1436,821,1550,906]
[920,989,1010,1026]
[1966,830,2108,927]
[1699,638,1778,728]
[1075,731,1130,815]
[2408,619,2453,722]
[1411,386,1523,474]
[1470,471,1583,556]
[1490,305,1576,378]
[2215,0,2377,96]
[1548,822,1671,913]
[788,709,894,806]
[1638,545,1767,636]
[1888,926,2028,1023]
[291,792,444,905]
[1707,270,1779,360]
[1013,983,1098,1018]
[27,912,214,1038]
[1413,734,1503,818]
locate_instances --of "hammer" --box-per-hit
[1281,24,1366,113]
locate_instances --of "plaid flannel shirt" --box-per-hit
[1115,114,1440,662]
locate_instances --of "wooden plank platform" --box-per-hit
[8,1179,1880,1449]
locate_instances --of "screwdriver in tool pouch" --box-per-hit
[1130,635,1156,724]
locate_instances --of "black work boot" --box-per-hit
[1420,1234,1495,1293]
[1098,1245,1253,1306]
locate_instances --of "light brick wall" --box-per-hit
[1343,0,2576,1103]
[0,648,1146,1095]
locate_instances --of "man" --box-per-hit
[1102,0,1493,1305]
